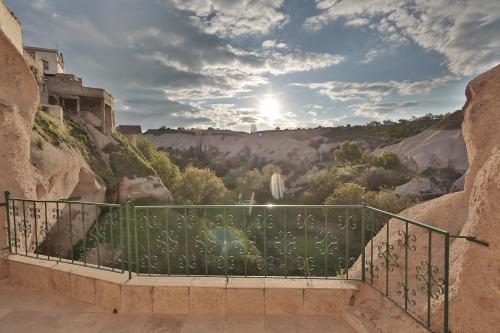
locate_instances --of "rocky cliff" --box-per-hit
[0,29,171,258]
[0,28,38,254]
[350,64,500,333]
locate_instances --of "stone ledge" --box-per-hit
[6,254,359,315]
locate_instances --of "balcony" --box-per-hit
[2,193,451,332]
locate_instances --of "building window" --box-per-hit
[42,60,49,71]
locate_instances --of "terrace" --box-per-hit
[1,192,451,332]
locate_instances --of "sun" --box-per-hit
[258,96,281,120]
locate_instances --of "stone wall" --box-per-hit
[7,254,358,316]
[0,0,22,53]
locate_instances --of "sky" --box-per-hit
[6,0,500,131]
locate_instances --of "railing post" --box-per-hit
[125,199,133,280]
[444,232,450,333]
[361,198,366,283]
[4,191,11,253]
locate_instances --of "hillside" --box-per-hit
[144,112,466,198]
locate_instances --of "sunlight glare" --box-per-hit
[258,96,281,120]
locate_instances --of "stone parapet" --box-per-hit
[6,254,359,315]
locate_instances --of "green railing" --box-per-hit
[2,191,450,333]
[363,206,449,333]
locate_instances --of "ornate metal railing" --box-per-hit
[4,192,124,273]
[2,191,450,333]
[364,206,449,333]
[130,204,364,279]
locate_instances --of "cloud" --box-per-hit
[345,18,370,27]
[360,48,382,64]
[293,76,457,102]
[304,0,500,75]
[262,40,288,49]
[308,110,318,116]
[166,0,288,37]
[32,0,49,10]
[137,44,344,103]
[352,101,420,118]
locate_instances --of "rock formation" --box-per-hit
[351,64,500,333]
[0,28,39,250]
[381,128,468,173]
[0,24,171,259]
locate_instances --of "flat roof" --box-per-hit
[24,46,59,53]
[117,125,142,134]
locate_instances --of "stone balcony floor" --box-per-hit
[0,278,359,333]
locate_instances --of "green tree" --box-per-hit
[333,141,366,165]
[302,167,338,204]
[235,168,265,200]
[325,183,414,213]
[371,150,401,169]
[136,138,181,189]
[173,166,230,204]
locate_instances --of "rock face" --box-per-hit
[381,129,468,173]
[0,29,39,248]
[145,129,333,170]
[31,132,105,201]
[0,34,171,257]
[447,64,500,333]
[394,168,463,198]
[353,65,500,333]
[394,175,448,198]
[118,176,172,202]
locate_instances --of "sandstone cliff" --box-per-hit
[0,28,38,252]
[381,128,467,173]
[0,26,171,258]
[351,64,500,333]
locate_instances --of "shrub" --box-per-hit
[35,138,45,150]
[104,134,155,181]
[371,150,401,169]
[324,182,366,205]
[302,167,338,204]
[333,141,367,165]
[136,138,181,189]
[365,189,415,214]
[235,168,265,200]
[360,167,408,190]
[325,183,415,214]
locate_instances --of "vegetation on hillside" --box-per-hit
[33,108,119,191]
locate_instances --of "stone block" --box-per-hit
[121,284,152,313]
[95,280,121,311]
[227,288,265,315]
[303,289,349,315]
[152,286,189,314]
[189,287,227,314]
[8,260,50,292]
[49,269,72,297]
[265,288,303,315]
[70,273,95,304]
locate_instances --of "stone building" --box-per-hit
[45,74,116,134]
[24,46,64,75]
[116,125,142,145]
[22,46,116,135]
